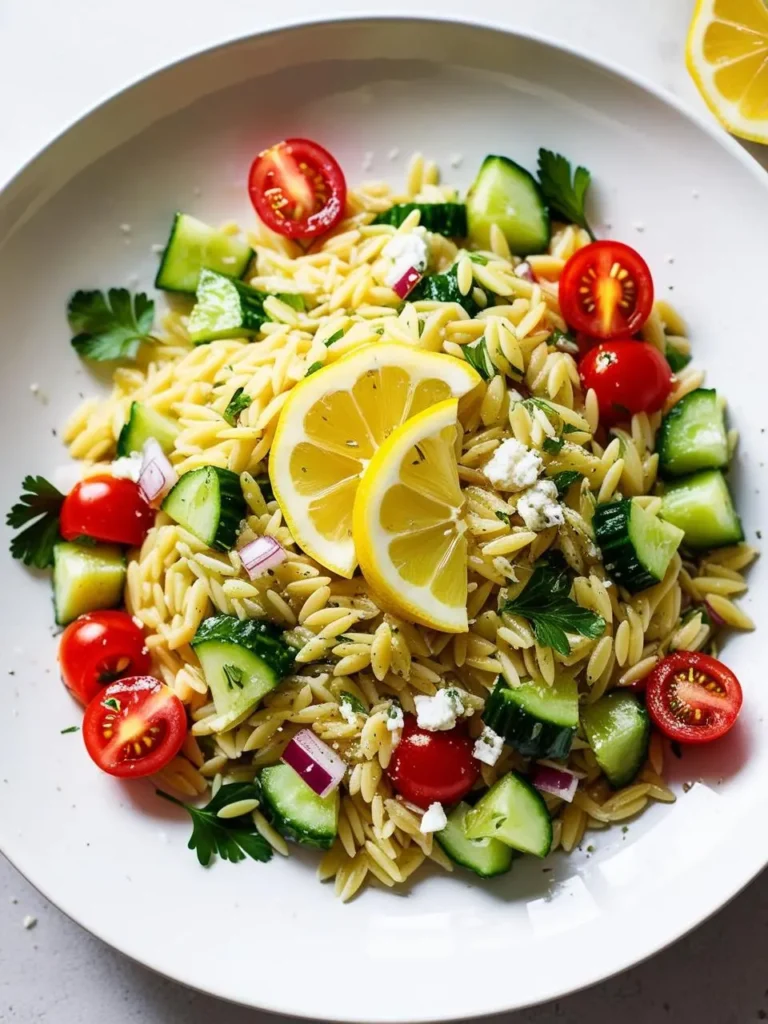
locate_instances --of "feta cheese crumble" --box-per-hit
[383,228,428,289]
[386,704,404,732]
[516,479,565,532]
[414,687,469,731]
[484,438,542,492]
[419,802,447,834]
[339,701,360,726]
[472,726,504,766]
[111,453,143,482]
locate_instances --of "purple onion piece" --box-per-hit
[282,728,346,798]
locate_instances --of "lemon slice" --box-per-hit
[687,0,768,142]
[270,345,480,578]
[353,399,468,633]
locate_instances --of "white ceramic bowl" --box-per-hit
[1,16,767,1022]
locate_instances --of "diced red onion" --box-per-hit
[282,728,346,798]
[705,600,727,628]
[391,266,423,299]
[532,763,579,803]
[515,261,535,282]
[138,439,177,506]
[238,535,287,580]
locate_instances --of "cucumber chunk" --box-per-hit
[594,498,684,593]
[464,772,552,857]
[483,675,578,760]
[154,213,253,294]
[162,466,245,551]
[260,763,339,850]
[116,401,179,457]
[409,264,481,315]
[53,542,126,625]
[657,389,728,477]
[436,801,515,877]
[660,469,744,550]
[187,268,305,344]
[191,614,293,732]
[581,691,650,789]
[466,155,550,255]
[373,202,467,237]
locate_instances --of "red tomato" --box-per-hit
[59,611,151,705]
[248,138,347,239]
[644,652,742,745]
[83,676,187,778]
[386,716,479,809]
[60,475,154,547]
[559,240,654,340]
[579,340,674,425]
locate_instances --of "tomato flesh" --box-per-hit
[83,676,187,778]
[248,138,347,239]
[386,715,479,809]
[645,651,742,745]
[579,340,674,426]
[59,611,150,705]
[559,240,654,340]
[60,475,154,547]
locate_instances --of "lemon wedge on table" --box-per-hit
[353,399,468,633]
[270,345,480,579]
[687,0,768,142]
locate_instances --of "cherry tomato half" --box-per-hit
[83,676,187,778]
[59,611,151,705]
[248,138,347,239]
[579,340,674,426]
[60,475,154,547]
[644,651,743,745]
[559,240,654,340]
[386,716,479,809]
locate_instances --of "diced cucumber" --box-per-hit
[53,542,125,625]
[154,213,253,294]
[581,692,649,789]
[594,498,684,593]
[464,772,552,857]
[187,268,305,344]
[260,763,339,850]
[436,801,515,878]
[191,614,294,732]
[373,202,468,237]
[162,466,245,551]
[482,675,578,760]
[466,155,550,255]
[660,469,743,550]
[410,265,481,315]
[657,389,728,477]
[116,401,179,457]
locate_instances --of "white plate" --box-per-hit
[1,15,767,1022]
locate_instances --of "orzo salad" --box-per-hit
[7,138,756,899]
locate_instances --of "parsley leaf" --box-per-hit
[156,782,272,867]
[6,476,64,568]
[502,554,605,656]
[340,691,366,715]
[324,329,345,347]
[463,337,496,381]
[542,436,564,455]
[60,725,80,734]
[223,387,252,426]
[537,150,595,240]
[665,344,691,373]
[495,510,511,526]
[551,471,583,496]
[222,663,245,689]
[68,289,156,361]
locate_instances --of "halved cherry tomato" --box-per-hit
[386,716,479,809]
[248,138,347,239]
[60,475,154,547]
[579,340,674,426]
[645,652,742,745]
[59,611,151,705]
[559,240,654,340]
[83,676,187,778]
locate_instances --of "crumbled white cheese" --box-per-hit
[339,701,360,726]
[473,726,504,766]
[419,802,447,834]
[386,704,404,732]
[111,453,143,482]
[516,479,565,532]
[484,438,542,492]
[414,688,469,731]
[383,228,429,288]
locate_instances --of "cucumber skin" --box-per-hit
[483,684,576,760]
[162,466,245,551]
[189,270,269,345]
[593,500,658,593]
[373,202,468,237]
[410,265,480,315]
[260,765,338,850]
[656,389,727,478]
[466,155,551,255]
[581,692,650,789]
[116,401,178,456]
[436,802,516,878]
[191,613,294,678]
[154,212,253,294]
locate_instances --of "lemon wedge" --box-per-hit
[687,0,768,142]
[270,345,480,578]
[353,399,468,633]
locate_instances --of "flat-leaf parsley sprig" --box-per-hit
[7,475,64,568]
[537,149,595,240]
[68,288,157,362]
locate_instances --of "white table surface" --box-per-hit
[2,1,768,1021]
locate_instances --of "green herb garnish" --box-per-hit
[537,150,594,240]
[60,726,80,734]
[223,663,245,690]
[495,510,512,526]
[551,471,583,496]
[7,476,64,568]
[339,691,366,715]
[223,387,252,427]
[305,361,323,376]
[542,436,564,455]
[665,344,691,373]
[68,289,156,361]
[324,329,345,347]
[463,337,496,381]
[102,697,121,712]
